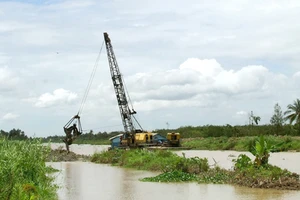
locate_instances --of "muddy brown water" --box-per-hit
[47,144,300,200]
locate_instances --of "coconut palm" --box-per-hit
[284,99,300,125]
[252,116,261,125]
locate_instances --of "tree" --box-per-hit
[284,99,300,133]
[284,99,300,125]
[270,103,284,134]
[252,116,261,125]
[249,111,261,125]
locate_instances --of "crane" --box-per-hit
[103,32,142,147]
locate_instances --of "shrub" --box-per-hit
[0,139,57,200]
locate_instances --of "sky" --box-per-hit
[0,0,300,137]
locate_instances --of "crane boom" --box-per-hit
[103,32,136,137]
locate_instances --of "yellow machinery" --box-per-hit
[135,132,153,143]
[167,132,181,147]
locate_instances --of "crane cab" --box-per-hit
[167,132,181,147]
[135,132,153,144]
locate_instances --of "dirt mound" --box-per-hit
[46,149,91,162]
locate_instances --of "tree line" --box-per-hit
[1,98,300,140]
[0,129,28,140]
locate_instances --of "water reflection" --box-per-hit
[48,162,300,200]
[47,144,300,200]
[233,185,300,200]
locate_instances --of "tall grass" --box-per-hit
[0,139,58,200]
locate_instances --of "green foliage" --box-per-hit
[234,154,252,170]
[198,167,232,184]
[141,170,197,182]
[284,99,300,124]
[0,129,28,140]
[91,146,300,189]
[182,135,300,152]
[42,131,119,144]
[232,153,299,189]
[250,135,274,166]
[252,116,261,125]
[270,103,284,134]
[91,149,209,175]
[0,139,58,200]
[284,99,300,134]
[156,124,300,138]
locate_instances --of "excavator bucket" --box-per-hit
[63,114,82,153]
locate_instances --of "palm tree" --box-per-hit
[252,116,261,125]
[284,99,300,125]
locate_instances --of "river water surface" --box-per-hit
[47,144,300,200]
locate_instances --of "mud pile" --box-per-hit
[46,149,91,162]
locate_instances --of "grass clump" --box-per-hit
[0,139,58,200]
[91,149,209,173]
[232,154,300,189]
[141,170,197,182]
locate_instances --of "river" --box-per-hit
[47,144,300,200]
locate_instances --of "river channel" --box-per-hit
[47,144,300,200]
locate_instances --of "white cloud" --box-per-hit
[127,58,286,108]
[180,58,223,77]
[293,71,300,78]
[236,111,247,116]
[1,0,300,136]
[0,67,19,91]
[33,88,78,108]
[2,113,19,120]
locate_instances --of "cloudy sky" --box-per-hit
[0,0,300,137]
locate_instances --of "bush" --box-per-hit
[0,139,57,200]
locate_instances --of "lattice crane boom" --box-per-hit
[103,32,136,136]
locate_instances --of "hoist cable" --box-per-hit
[122,74,134,110]
[78,41,104,115]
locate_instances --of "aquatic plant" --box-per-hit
[141,170,197,182]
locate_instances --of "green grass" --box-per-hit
[91,149,209,172]
[0,139,58,200]
[181,136,300,152]
[141,170,198,182]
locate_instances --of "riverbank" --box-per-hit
[90,149,300,190]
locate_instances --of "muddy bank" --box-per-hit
[46,149,91,162]
[233,175,300,190]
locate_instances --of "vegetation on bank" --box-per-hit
[0,139,58,200]
[182,135,300,151]
[91,136,300,190]
[2,126,300,152]
[1,99,300,150]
